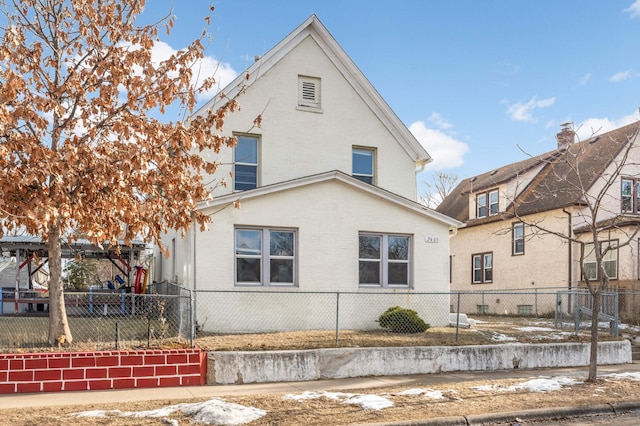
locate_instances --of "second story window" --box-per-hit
[352,147,375,184]
[234,136,259,191]
[476,189,498,218]
[512,222,524,255]
[621,178,640,213]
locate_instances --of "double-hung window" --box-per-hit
[476,189,499,218]
[512,222,524,255]
[235,227,297,286]
[352,147,375,184]
[621,178,640,213]
[234,136,259,191]
[472,252,493,283]
[359,233,411,287]
[582,240,618,281]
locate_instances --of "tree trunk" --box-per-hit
[587,290,600,382]
[46,225,73,346]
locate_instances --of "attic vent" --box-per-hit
[589,136,600,144]
[490,170,498,176]
[302,82,315,101]
[469,177,477,183]
[298,75,321,110]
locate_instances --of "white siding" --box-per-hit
[200,36,418,200]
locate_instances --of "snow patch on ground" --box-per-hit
[397,388,447,399]
[604,372,640,381]
[72,399,267,425]
[473,376,582,393]
[491,332,518,342]
[284,390,393,410]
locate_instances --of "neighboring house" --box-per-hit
[437,122,640,317]
[158,16,459,331]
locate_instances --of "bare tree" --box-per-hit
[0,0,244,345]
[422,171,460,208]
[510,121,640,381]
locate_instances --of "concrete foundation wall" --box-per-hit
[207,341,631,384]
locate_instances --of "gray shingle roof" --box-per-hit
[437,122,640,224]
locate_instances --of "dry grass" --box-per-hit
[194,316,621,352]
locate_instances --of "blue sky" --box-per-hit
[141,0,640,183]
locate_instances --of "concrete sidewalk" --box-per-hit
[1,362,640,411]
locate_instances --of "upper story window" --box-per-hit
[476,189,499,218]
[621,178,640,213]
[359,233,411,287]
[583,240,618,281]
[512,222,524,255]
[235,227,297,286]
[472,252,493,284]
[234,135,259,191]
[352,147,375,184]
[298,75,321,111]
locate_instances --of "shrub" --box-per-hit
[377,306,430,333]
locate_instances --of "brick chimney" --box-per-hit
[556,122,575,150]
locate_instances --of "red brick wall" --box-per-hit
[0,348,206,393]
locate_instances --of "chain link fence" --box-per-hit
[1,284,638,351]
[0,283,192,351]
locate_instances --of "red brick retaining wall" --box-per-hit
[0,348,206,394]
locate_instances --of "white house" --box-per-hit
[159,16,459,331]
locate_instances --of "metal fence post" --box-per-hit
[190,288,196,347]
[613,292,619,336]
[455,292,461,342]
[335,291,340,346]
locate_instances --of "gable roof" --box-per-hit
[197,170,460,228]
[436,152,554,222]
[195,15,430,167]
[437,121,640,224]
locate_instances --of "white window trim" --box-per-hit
[512,222,524,255]
[583,240,618,281]
[235,227,297,287]
[233,135,259,191]
[476,189,499,218]
[358,233,412,288]
[352,147,376,185]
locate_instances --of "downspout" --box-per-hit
[415,158,430,202]
[563,207,573,315]
[192,219,197,292]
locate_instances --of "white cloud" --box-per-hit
[149,41,238,101]
[624,0,640,18]
[575,111,639,141]
[579,73,591,86]
[506,96,556,122]
[427,112,453,129]
[609,69,635,82]
[409,121,469,170]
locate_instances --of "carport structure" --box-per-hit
[0,235,149,314]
